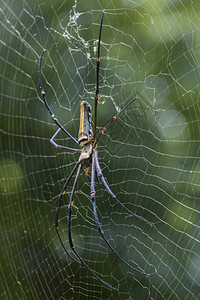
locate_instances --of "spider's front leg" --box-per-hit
[55,161,81,263]
[94,151,153,225]
[66,161,118,290]
[91,151,149,276]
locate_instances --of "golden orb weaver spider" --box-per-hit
[39,10,151,290]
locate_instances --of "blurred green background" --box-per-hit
[1,0,200,299]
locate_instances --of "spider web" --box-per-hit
[1,0,200,299]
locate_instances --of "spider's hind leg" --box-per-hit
[39,50,79,145]
[50,128,81,152]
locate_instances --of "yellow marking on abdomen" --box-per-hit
[79,102,85,138]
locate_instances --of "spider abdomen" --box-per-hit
[78,101,93,147]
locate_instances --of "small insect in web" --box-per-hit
[39,10,151,291]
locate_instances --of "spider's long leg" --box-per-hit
[91,152,149,276]
[94,10,104,138]
[39,50,79,145]
[95,97,137,145]
[55,161,81,263]
[94,151,153,225]
[50,128,81,152]
[84,168,91,181]
[67,163,118,291]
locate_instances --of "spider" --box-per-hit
[39,10,151,290]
